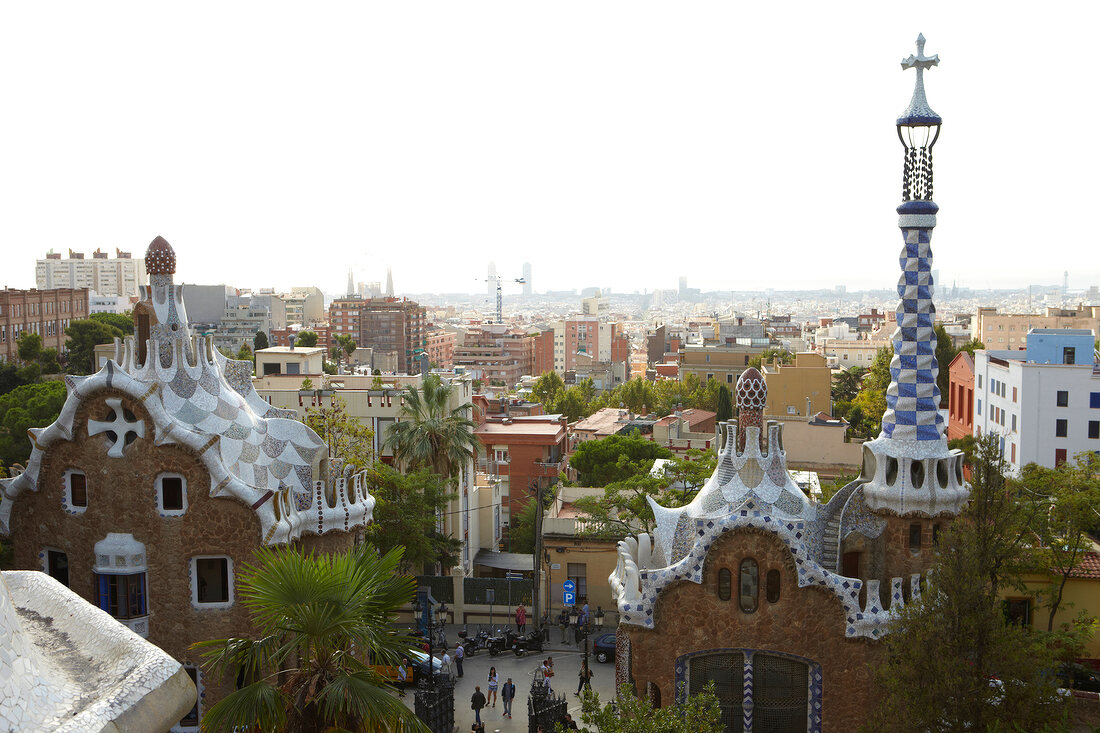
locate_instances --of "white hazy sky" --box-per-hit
[1,2,1097,297]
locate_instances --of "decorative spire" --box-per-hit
[735,367,766,452]
[897,34,941,126]
[145,236,176,275]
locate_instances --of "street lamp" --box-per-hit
[412,598,437,688]
[578,606,605,694]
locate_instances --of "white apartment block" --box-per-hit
[36,249,146,298]
[972,329,1100,473]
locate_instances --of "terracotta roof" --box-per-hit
[1070,552,1100,579]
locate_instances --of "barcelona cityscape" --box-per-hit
[1,4,1100,732]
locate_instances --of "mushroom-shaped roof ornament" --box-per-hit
[145,235,176,275]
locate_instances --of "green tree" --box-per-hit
[1018,451,1100,631]
[715,384,733,423]
[236,343,253,362]
[64,319,124,374]
[869,435,1065,732]
[365,463,459,573]
[253,330,269,351]
[0,382,67,470]
[573,474,677,538]
[508,488,557,555]
[304,396,374,471]
[16,332,42,363]
[569,434,672,487]
[0,362,39,397]
[335,334,357,360]
[659,449,718,504]
[193,545,426,733]
[296,330,319,347]
[831,366,867,404]
[934,324,957,410]
[958,338,985,358]
[571,683,723,733]
[383,374,479,480]
[849,347,891,439]
[89,311,134,335]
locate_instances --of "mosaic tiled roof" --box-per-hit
[0,237,373,544]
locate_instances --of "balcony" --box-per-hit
[477,458,511,476]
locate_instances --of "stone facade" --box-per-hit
[624,528,883,732]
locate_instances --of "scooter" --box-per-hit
[456,629,480,657]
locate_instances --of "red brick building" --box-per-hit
[474,415,567,522]
[0,287,89,363]
[947,351,974,442]
[425,325,456,369]
[532,329,554,377]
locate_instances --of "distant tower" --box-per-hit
[1063,270,1069,306]
[522,262,532,296]
[347,269,355,298]
[488,262,498,297]
[385,268,394,297]
[862,34,967,517]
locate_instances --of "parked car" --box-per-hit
[1057,662,1100,692]
[372,649,444,685]
[592,633,616,663]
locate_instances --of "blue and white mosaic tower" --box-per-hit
[862,35,968,516]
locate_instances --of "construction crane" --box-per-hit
[476,276,525,324]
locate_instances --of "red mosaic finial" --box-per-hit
[145,236,176,275]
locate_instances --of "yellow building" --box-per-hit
[762,352,832,418]
[1000,552,1100,660]
[541,486,623,619]
[677,343,767,386]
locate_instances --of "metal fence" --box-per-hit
[415,575,455,604]
[463,576,533,607]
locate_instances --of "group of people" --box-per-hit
[470,668,516,723]
[556,600,590,644]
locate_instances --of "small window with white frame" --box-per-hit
[191,556,234,609]
[157,473,188,516]
[64,469,88,514]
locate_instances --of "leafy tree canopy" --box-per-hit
[383,374,478,479]
[65,319,124,375]
[569,434,673,487]
[748,347,794,370]
[365,463,459,573]
[253,330,269,351]
[0,381,66,469]
[305,396,374,471]
[569,683,723,733]
[295,330,319,347]
[89,311,134,335]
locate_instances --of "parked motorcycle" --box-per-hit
[456,629,481,657]
[511,627,545,657]
[487,628,509,656]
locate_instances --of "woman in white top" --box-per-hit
[487,666,499,707]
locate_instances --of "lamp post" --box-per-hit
[412,598,438,688]
[576,606,604,693]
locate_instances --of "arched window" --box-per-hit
[739,559,758,613]
[717,568,731,601]
[766,569,781,603]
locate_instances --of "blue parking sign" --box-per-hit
[563,591,575,605]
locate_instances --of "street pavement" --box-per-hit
[397,623,618,732]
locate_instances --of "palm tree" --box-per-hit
[193,545,426,733]
[383,374,479,480]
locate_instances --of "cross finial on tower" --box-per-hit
[897,33,941,127]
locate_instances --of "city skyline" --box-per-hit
[1,4,1098,296]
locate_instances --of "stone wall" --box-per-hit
[623,527,883,732]
[9,387,265,711]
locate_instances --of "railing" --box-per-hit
[463,576,532,606]
[532,458,566,477]
[415,575,455,604]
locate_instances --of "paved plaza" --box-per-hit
[398,624,618,732]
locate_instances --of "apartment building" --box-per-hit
[972,329,1100,472]
[0,288,89,362]
[947,352,975,442]
[677,343,768,385]
[550,316,629,373]
[474,414,568,526]
[424,325,456,369]
[281,287,324,326]
[36,249,145,298]
[328,297,362,341]
[972,306,1100,348]
[452,324,533,384]
[761,352,832,417]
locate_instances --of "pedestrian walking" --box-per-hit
[515,603,527,633]
[471,686,486,725]
[455,641,464,677]
[487,666,499,707]
[576,662,592,695]
[442,648,452,679]
[501,677,516,719]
